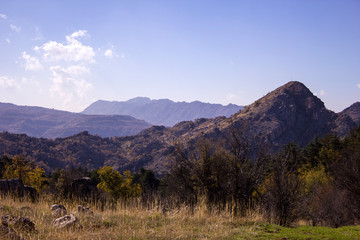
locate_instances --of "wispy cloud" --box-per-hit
[5,38,10,43]
[0,76,19,89]
[319,89,326,96]
[104,49,113,58]
[10,24,21,32]
[22,52,43,71]
[357,84,360,89]
[0,13,7,19]
[33,26,43,41]
[103,45,124,59]
[38,30,95,63]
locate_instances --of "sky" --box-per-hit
[0,0,359,113]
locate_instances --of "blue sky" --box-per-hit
[0,0,359,112]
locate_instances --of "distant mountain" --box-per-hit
[0,103,151,138]
[0,82,357,174]
[341,102,360,125]
[82,97,243,126]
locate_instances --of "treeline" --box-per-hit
[165,124,360,227]
[1,124,360,227]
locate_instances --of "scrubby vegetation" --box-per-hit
[1,124,360,238]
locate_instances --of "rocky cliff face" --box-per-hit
[0,82,356,175]
[82,97,242,126]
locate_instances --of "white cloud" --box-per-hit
[10,24,21,32]
[0,76,19,89]
[49,65,92,108]
[0,13,7,19]
[357,84,360,89]
[319,89,326,96]
[22,77,40,86]
[22,52,43,71]
[5,38,10,43]
[39,30,95,63]
[104,49,113,58]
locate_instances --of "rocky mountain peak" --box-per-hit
[341,102,360,124]
[233,81,342,148]
[241,81,326,118]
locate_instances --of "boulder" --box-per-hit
[51,204,67,218]
[71,177,99,201]
[24,185,37,202]
[0,179,38,202]
[1,215,35,232]
[1,215,17,227]
[53,214,79,229]
[0,225,23,240]
[14,217,35,232]
[77,205,93,215]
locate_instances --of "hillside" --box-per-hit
[341,102,360,124]
[82,97,242,126]
[0,103,151,138]
[0,81,356,174]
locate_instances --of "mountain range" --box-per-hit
[82,97,242,126]
[0,81,358,175]
[0,103,151,138]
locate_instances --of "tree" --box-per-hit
[97,166,141,203]
[261,143,304,226]
[2,155,47,192]
[27,167,47,192]
[133,168,160,195]
[3,155,33,183]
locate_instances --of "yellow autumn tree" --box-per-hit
[3,155,33,184]
[28,167,47,192]
[3,155,47,192]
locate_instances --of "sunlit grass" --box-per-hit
[1,196,360,239]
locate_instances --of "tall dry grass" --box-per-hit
[0,195,266,240]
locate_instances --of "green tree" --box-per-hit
[97,166,141,202]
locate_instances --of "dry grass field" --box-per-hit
[1,196,360,240]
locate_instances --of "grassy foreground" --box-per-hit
[1,197,360,240]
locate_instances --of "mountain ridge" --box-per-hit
[0,81,358,175]
[82,97,243,126]
[0,102,151,139]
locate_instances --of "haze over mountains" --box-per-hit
[0,103,151,139]
[0,81,358,175]
[82,97,243,126]
[0,98,242,139]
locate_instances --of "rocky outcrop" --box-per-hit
[51,204,67,218]
[1,214,35,238]
[53,214,79,229]
[0,179,37,202]
[0,225,23,240]
[2,216,35,233]
[77,205,93,216]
